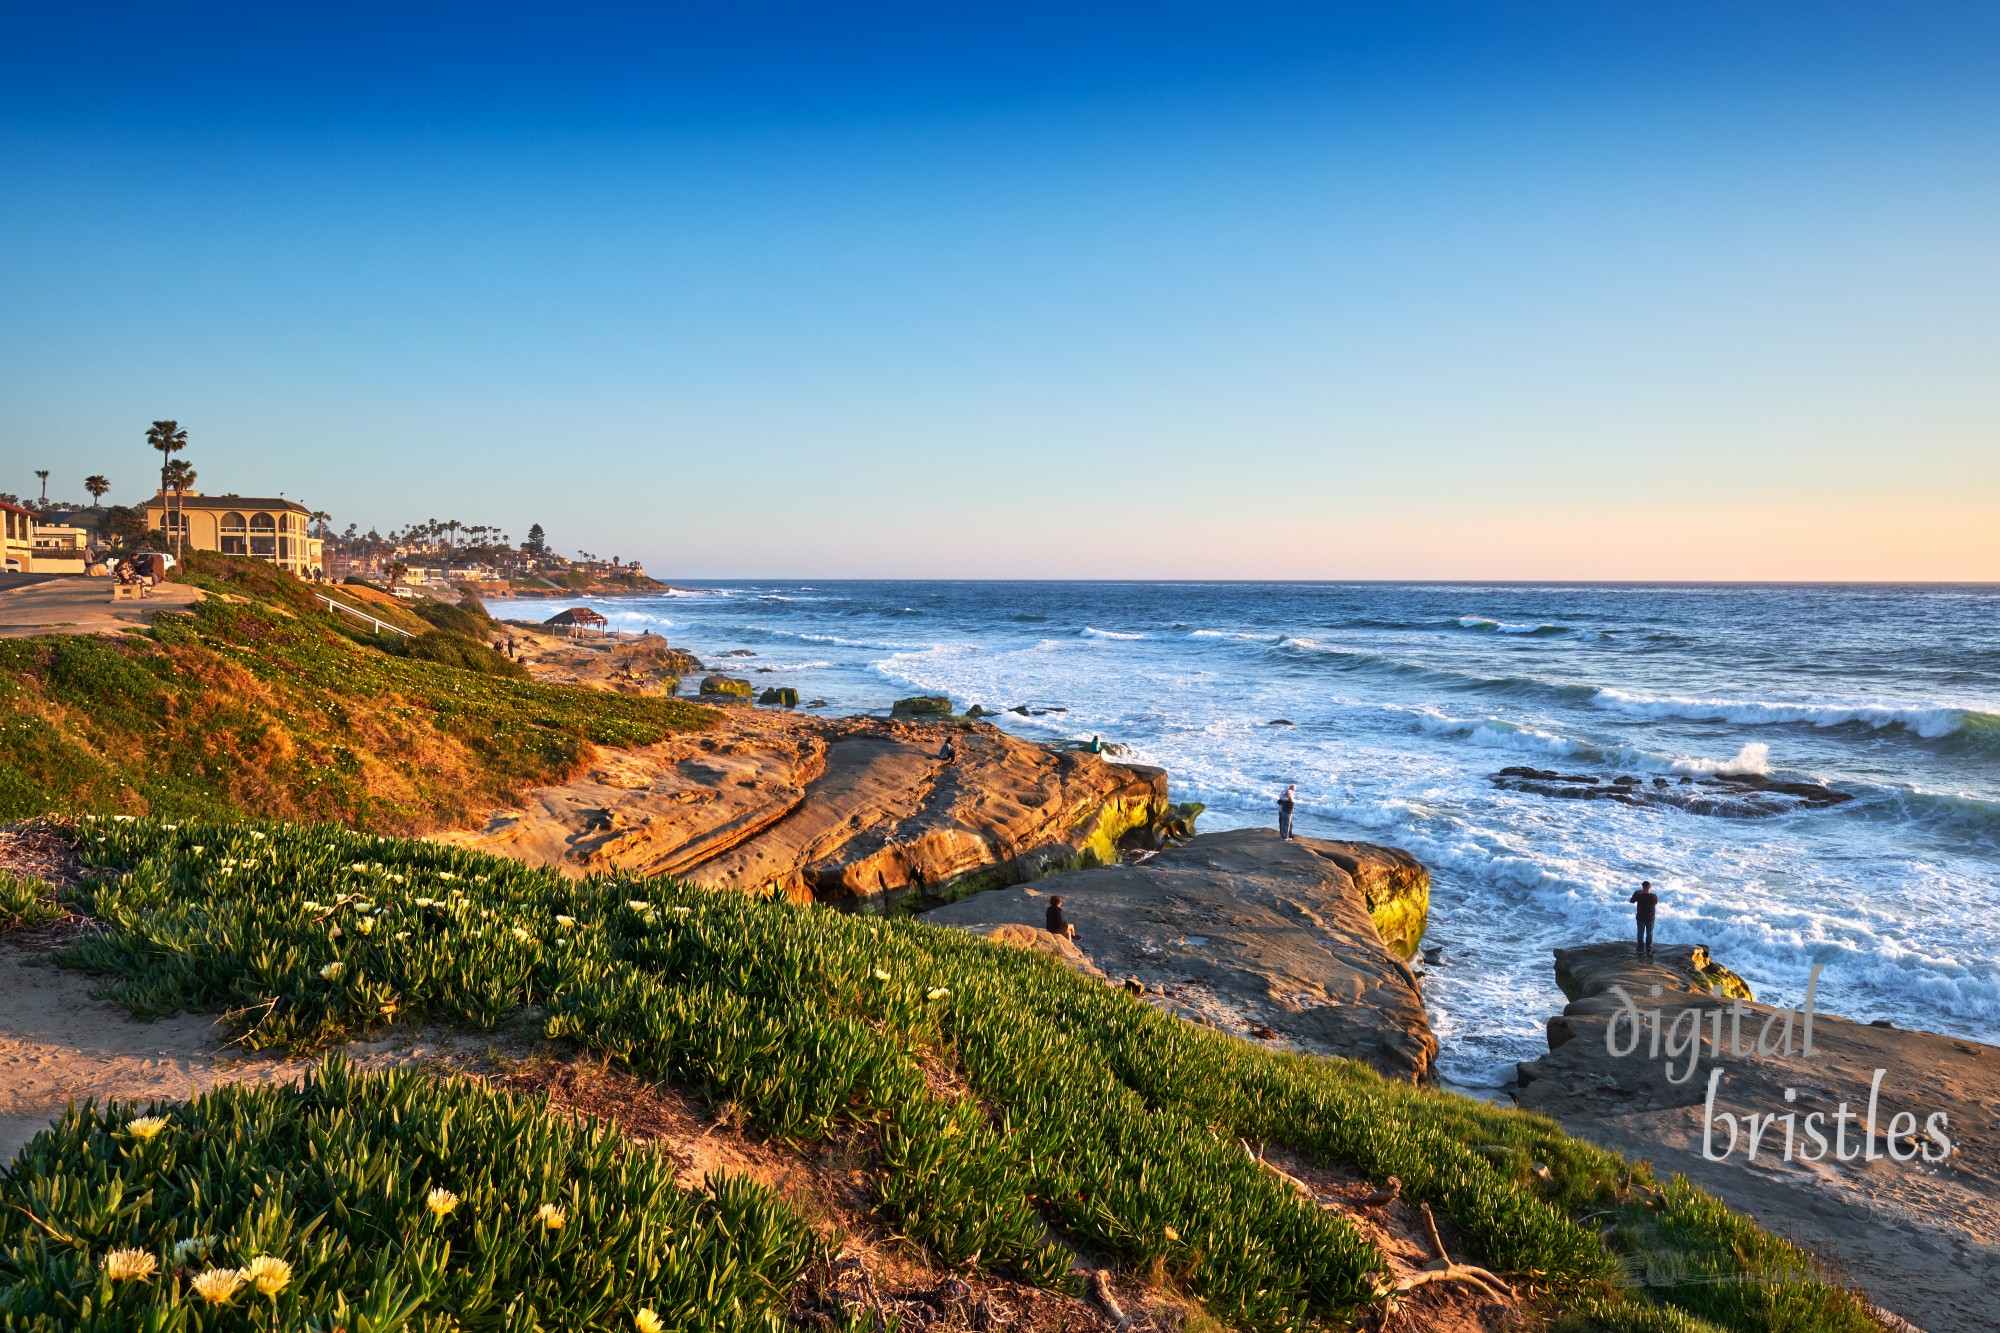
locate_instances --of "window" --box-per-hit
[220,511,248,555]
[250,512,277,558]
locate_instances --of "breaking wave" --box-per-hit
[1591,689,1999,746]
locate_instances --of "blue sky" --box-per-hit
[3,2,1997,579]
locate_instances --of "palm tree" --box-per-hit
[146,420,188,553]
[33,470,49,504]
[309,510,331,539]
[162,460,197,561]
[445,519,461,551]
[84,475,110,507]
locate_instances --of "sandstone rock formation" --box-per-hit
[439,709,1170,910]
[1515,942,2000,1330]
[922,829,1437,1083]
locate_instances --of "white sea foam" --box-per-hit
[1080,626,1146,640]
[1590,688,1979,739]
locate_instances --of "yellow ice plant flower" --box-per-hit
[627,900,651,911]
[191,1267,244,1304]
[534,1203,566,1231]
[242,1255,291,1297]
[304,900,322,911]
[555,914,576,927]
[101,1248,158,1281]
[634,1310,665,1333]
[170,1235,216,1265]
[438,871,457,880]
[395,931,411,942]
[511,926,533,943]
[320,961,344,981]
[125,1115,170,1141]
[356,917,376,935]
[873,968,891,982]
[426,1187,460,1218]
[926,987,951,1001]
[249,830,266,840]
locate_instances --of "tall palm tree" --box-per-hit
[309,510,331,539]
[445,519,461,551]
[146,420,188,554]
[162,460,197,561]
[33,470,49,504]
[84,475,110,507]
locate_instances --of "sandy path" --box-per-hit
[0,576,203,638]
[0,943,514,1165]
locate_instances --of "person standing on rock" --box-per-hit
[1629,880,1659,957]
[1277,785,1296,840]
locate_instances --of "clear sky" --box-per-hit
[3,2,1997,580]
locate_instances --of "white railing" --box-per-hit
[315,592,414,638]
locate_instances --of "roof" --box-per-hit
[144,494,311,514]
[0,500,33,517]
[545,607,609,626]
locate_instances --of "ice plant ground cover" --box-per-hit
[5,817,1886,1333]
[0,1057,815,1331]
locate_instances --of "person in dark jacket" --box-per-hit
[1277,785,1296,840]
[1045,894,1077,943]
[1629,880,1659,957]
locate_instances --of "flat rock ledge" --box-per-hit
[922,829,1437,1083]
[439,708,1169,910]
[1515,942,2000,1332]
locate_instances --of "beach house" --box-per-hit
[1,500,36,572]
[142,492,326,577]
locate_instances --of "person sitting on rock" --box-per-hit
[937,736,956,763]
[1629,880,1659,957]
[1277,784,1296,840]
[1088,734,1102,754]
[1045,894,1078,944]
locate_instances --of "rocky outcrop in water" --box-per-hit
[1491,767,1851,816]
[922,829,1437,1083]
[1513,942,2000,1330]
[439,710,1171,910]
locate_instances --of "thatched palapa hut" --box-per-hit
[544,606,609,635]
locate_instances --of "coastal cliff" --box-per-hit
[437,708,1170,909]
[1515,942,2000,1330]
[923,829,1438,1082]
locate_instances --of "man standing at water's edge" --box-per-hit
[1630,880,1659,958]
[1277,785,1296,840]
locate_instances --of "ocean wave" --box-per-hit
[1456,615,1573,637]
[1408,708,1772,776]
[1591,688,2000,745]
[1080,626,1147,640]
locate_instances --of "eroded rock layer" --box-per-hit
[922,829,1437,1083]
[439,709,1169,909]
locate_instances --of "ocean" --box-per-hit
[489,582,2000,1088]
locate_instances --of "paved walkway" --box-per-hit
[0,575,203,638]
